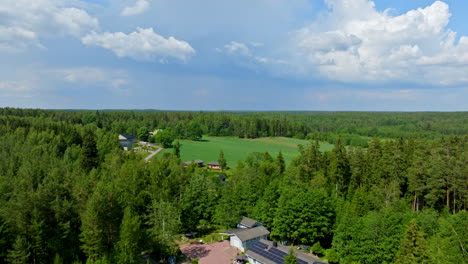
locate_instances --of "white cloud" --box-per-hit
[82,27,195,61]
[224,41,252,57]
[121,0,150,16]
[50,67,130,91]
[0,80,34,98]
[293,0,468,85]
[0,0,98,52]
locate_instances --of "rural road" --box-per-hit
[144,147,163,162]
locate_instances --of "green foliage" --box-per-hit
[311,242,324,257]
[187,121,203,141]
[155,129,175,148]
[80,129,99,172]
[272,186,334,245]
[137,126,149,142]
[7,236,30,264]
[0,109,466,264]
[218,150,227,170]
[115,207,143,264]
[173,140,181,158]
[394,219,430,264]
[284,248,298,264]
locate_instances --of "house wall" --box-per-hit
[119,140,135,150]
[247,256,264,264]
[230,236,244,251]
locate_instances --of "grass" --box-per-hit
[159,136,334,165]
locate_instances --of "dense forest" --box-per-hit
[0,108,466,264]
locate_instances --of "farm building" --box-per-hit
[238,216,263,229]
[246,239,325,264]
[208,161,221,170]
[182,160,204,167]
[222,226,270,252]
[118,133,136,150]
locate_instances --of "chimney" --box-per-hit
[273,241,278,247]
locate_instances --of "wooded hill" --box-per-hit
[0,108,466,264]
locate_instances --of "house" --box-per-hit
[238,216,263,229]
[208,161,221,170]
[246,239,325,264]
[118,133,136,150]
[222,226,270,252]
[182,160,204,167]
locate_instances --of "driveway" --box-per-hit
[180,240,239,264]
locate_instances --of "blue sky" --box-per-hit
[0,0,467,110]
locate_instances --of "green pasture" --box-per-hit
[159,136,334,166]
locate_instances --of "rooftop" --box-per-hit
[119,133,135,140]
[223,226,270,242]
[239,216,259,228]
[246,239,325,264]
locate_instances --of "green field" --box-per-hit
[159,136,334,166]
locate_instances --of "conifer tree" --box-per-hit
[218,150,227,171]
[80,129,99,172]
[115,207,142,264]
[394,219,430,264]
[276,151,285,174]
[173,141,181,159]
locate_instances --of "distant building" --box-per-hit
[246,239,325,264]
[182,160,204,167]
[217,174,227,182]
[208,162,221,170]
[149,129,163,136]
[238,216,263,229]
[119,133,136,150]
[222,226,270,252]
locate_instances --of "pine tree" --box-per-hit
[276,151,285,174]
[115,207,142,264]
[284,248,298,264]
[80,129,99,172]
[7,236,30,264]
[394,219,430,264]
[173,141,181,158]
[218,150,227,171]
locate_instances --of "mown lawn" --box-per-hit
[159,136,334,166]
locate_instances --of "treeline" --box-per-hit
[0,109,467,263]
[1,108,467,144]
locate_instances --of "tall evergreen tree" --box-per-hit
[218,150,227,171]
[276,151,285,174]
[173,141,181,159]
[394,219,430,264]
[115,207,142,264]
[80,129,99,172]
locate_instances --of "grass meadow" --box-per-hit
[159,136,334,166]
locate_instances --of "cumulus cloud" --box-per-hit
[294,0,468,85]
[0,0,98,52]
[82,27,195,61]
[121,0,150,16]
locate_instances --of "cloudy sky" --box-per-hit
[1,0,467,110]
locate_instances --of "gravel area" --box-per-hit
[180,240,239,264]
